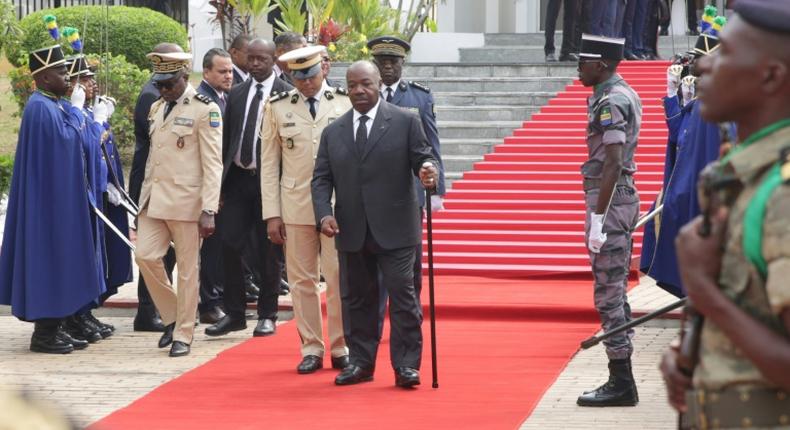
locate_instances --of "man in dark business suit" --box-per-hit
[205,38,293,338]
[129,42,184,332]
[229,34,251,86]
[195,47,233,324]
[273,31,306,85]
[312,61,439,388]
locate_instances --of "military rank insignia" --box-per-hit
[177,136,185,148]
[291,94,299,104]
[599,106,612,126]
[325,90,334,100]
[286,138,294,149]
[209,111,221,128]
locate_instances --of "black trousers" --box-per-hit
[544,0,580,56]
[340,229,423,371]
[137,248,175,312]
[218,165,281,320]
[198,233,223,313]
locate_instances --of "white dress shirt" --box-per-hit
[380,81,400,101]
[234,72,276,169]
[353,99,381,140]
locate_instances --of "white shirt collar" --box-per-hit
[250,72,276,91]
[233,64,248,81]
[300,81,330,101]
[381,80,400,95]
[353,99,381,124]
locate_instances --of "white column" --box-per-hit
[485,0,499,33]
[514,0,530,33]
[437,0,456,32]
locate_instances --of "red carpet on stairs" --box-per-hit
[91,277,602,430]
[430,61,670,277]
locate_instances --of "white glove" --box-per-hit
[70,84,86,110]
[588,213,607,254]
[667,64,682,98]
[430,194,444,213]
[106,183,122,206]
[681,76,696,106]
[102,96,116,118]
[93,100,109,124]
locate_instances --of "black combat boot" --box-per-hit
[84,311,114,338]
[63,315,102,343]
[577,358,639,407]
[30,319,74,354]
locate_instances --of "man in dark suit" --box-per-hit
[129,42,184,332]
[205,38,293,338]
[229,34,251,86]
[195,48,233,324]
[312,61,439,388]
[273,31,306,85]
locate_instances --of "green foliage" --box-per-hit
[90,54,151,153]
[8,65,34,115]
[8,6,188,70]
[0,0,22,59]
[274,0,307,34]
[0,153,13,198]
[227,0,277,36]
[327,31,370,62]
[332,0,396,40]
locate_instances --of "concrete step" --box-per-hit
[436,105,540,121]
[328,63,579,79]
[438,121,522,139]
[442,154,485,174]
[407,76,571,92]
[433,92,556,106]
[439,139,500,156]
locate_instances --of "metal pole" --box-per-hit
[425,187,439,389]
[635,203,663,230]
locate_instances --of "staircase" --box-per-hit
[423,61,669,277]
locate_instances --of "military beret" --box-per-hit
[735,0,790,34]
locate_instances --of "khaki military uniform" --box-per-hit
[583,74,642,360]
[685,125,790,429]
[135,84,223,344]
[260,86,350,359]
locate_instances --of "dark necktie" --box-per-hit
[386,87,393,102]
[356,115,369,152]
[308,97,317,119]
[164,101,177,119]
[217,94,226,112]
[240,83,263,167]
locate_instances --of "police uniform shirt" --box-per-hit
[235,72,275,169]
[302,81,330,113]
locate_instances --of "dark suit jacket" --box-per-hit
[232,68,246,87]
[311,101,437,252]
[129,80,160,204]
[197,80,227,116]
[221,74,292,184]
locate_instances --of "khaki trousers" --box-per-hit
[135,210,200,344]
[284,224,347,358]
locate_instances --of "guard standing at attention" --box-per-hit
[576,34,642,407]
[135,51,223,358]
[260,45,350,374]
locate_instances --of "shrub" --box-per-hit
[8,6,188,70]
[0,154,13,198]
[8,65,35,115]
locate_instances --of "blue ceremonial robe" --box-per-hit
[101,128,133,294]
[0,92,105,321]
[640,96,723,297]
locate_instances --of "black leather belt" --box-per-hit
[582,175,634,191]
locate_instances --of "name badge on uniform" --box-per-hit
[209,112,221,128]
[599,106,612,126]
[174,117,194,127]
[283,122,296,128]
[286,138,294,149]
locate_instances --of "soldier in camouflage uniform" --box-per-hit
[661,2,790,427]
[576,34,642,407]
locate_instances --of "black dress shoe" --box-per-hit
[394,367,421,388]
[335,365,374,385]
[297,355,323,374]
[558,52,579,62]
[56,329,88,350]
[199,307,226,325]
[133,309,165,332]
[331,355,350,370]
[169,341,190,357]
[545,53,557,63]
[158,323,175,348]
[205,315,247,337]
[253,318,275,337]
[624,51,642,61]
[63,315,102,343]
[30,323,74,354]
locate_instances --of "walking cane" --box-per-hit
[425,186,439,389]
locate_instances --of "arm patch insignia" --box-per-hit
[599,106,613,126]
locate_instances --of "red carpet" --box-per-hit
[429,62,670,277]
[91,276,602,430]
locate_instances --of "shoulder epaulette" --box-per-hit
[409,81,431,93]
[334,87,348,96]
[194,93,212,105]
[269,91,290,103]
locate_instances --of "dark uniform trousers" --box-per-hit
[340,228,423,371]
[218,164,281,320]
[198,233,223,313]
